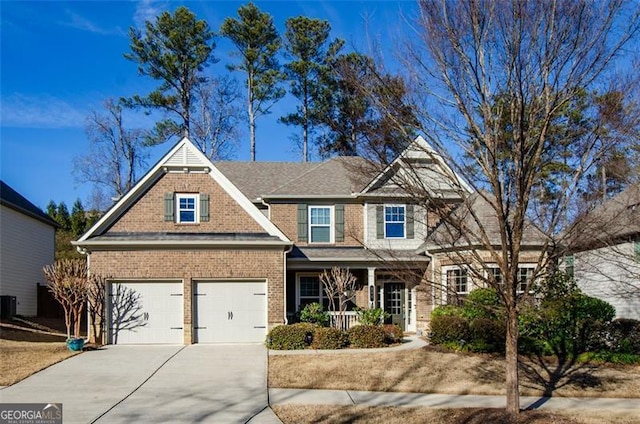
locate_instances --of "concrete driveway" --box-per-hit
[0,344,281,424]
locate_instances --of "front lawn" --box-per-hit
[0,319,79,386]
[268,346,640,398]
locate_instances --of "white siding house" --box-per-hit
[572,184,640,320]
[0,181,57,316]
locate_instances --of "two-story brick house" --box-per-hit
[75,136,543,344]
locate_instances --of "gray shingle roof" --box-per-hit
[215,157,374,200]
[0,180,58,227]
[421,192,547,252]
[290,246,429,262]
[570,183,640,250]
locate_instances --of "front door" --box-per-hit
[384,282,405,330]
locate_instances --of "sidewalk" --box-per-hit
[269,388,640,411]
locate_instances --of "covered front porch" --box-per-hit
[285,246,430,332]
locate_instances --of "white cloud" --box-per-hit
[59,10,124,36]
[0,94,87,129]
[133,0,167,31]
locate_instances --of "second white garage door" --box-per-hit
[194,281,267,343]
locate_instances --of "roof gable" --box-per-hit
[360,136,473,198]
[77,138,290,244]
[0,180,58,228]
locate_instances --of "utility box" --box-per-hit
[0,295,17,319]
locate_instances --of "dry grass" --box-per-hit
[269,347,640,398]
[272,405,597,424]
[0,324,78,386]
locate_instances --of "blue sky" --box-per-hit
[1,1,418,210]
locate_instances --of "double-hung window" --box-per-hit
[309,206,333,243]
[447,268,468,294]
[384,205,405,238]
[517,267,535,292]
[176,194,198,224]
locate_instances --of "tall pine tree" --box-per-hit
[280,16,343,161]
[221,2,284,161]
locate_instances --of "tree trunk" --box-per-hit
[248,76,256,162]
[505,305,520,415]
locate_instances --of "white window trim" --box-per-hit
[442,265,470,295]
[384,204,406,239]
[295,272,325,310]
[517,265,537,293]
[176,193,199,224]
[308,205,334,244]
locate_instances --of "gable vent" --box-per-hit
[165,144,207,167]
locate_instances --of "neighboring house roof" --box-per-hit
[421,191,547,253]
[0,180,58,228]
[569,183,640,251]
[75,138,291,247]
[215,156,373,200]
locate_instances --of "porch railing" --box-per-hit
[328,311,360,331]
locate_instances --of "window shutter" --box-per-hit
[335,204,345,242]
[406,204,415,239]
[164,193,174,222]
[297,204,308,242]
[200,194,210,222]
[376,205,384,239]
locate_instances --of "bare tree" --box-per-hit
[74,99,148,199]
[370,0,640,415]
[320,267,357,330]
[191,76,243,160]
[43,259,89,340]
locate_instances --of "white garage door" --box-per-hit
[109,281,183,344]
[194,281,267,343]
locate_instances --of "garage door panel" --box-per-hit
[110,281,183,344]
[194,281,266,343]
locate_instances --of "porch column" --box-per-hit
[367,267,376,308]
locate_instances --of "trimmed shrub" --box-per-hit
[312,327,348,350]
[430,305,464,319]
[429,315,470,346]
[468,317,505,353]
[462,288,502,320]
[266,323,315,350]
[347,325,387,348]
[299,302,330,326]
[383,324,404,344]
[355,307,389,326]
[578,351,640,365]
[608,318,640,354]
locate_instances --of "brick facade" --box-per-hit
[108,172,265,234]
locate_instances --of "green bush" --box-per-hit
[468,317,505,353]
[430,305,464,319]
[608,318,640,354]
[462,288,502,320]
[312,327,348,349]
[383,324,404,344]
[355,307,389,326]
[578,351,640,365]
[266,323,315,350]
[429,315,470,345]
[299,302,330,327]
[347,325,387,348]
